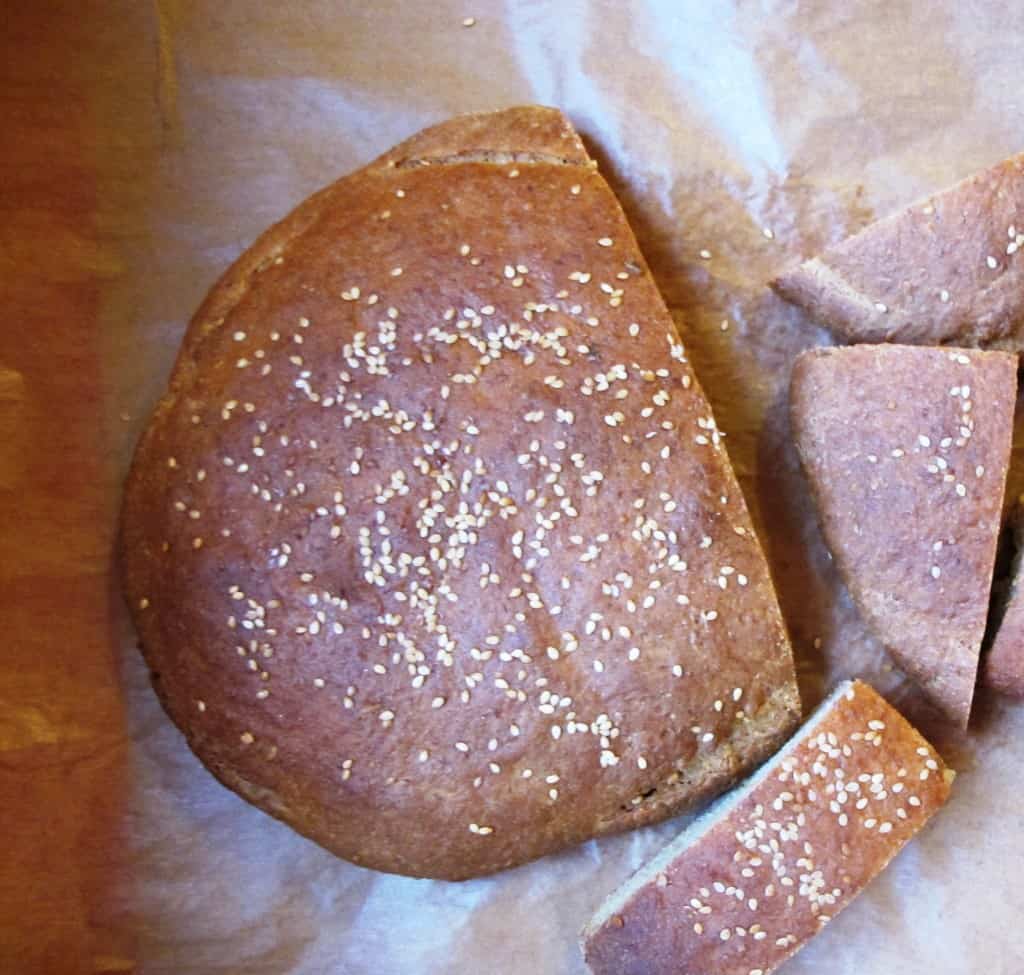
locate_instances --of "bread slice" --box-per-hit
[983,498,1024,697]
[582,680,953,975]
[119,106,800,879]
[773,152,1024,348]
[790,345,1015,726]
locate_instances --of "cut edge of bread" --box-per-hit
[593,679,801,840]
[581,680,855,946]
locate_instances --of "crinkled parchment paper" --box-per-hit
[7,1,1024,972]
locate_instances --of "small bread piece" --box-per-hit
[582,680,953,975]
[773,152,1024,348]
[983,499,1024,697]
[119,107,800,880]
[790,345,1015,726]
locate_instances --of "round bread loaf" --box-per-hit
[120,106,799,879]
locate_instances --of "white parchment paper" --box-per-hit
[94,2,1024,971]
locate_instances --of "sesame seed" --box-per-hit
[462,16,476,27]
[597,237,613,247]
[699,249,711,260]
[987,255,998,269]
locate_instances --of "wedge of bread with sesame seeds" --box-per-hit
[983,497,1024,697]
[582,679,953,975]
[772,152,1024,348]
[790,345,1015,726]
[119,106,800,880]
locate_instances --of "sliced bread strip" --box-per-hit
[582,679,953,975]
[984,498,1024,697]
[790,345,1015,726]
[772,152,1024,349]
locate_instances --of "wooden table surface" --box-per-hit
[1,5,156,971]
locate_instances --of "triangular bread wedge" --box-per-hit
[582,680,953,975]
[773,153,1024,349]
[790,345,1015,726]
[983,498,1024,697]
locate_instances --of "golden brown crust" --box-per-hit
[382,104,591,167]
[582,680,953,975]
[772,152,1024,349]
[120,106,799,880]
[790,345,1015,726]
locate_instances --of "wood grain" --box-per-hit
[0,4,152,972]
